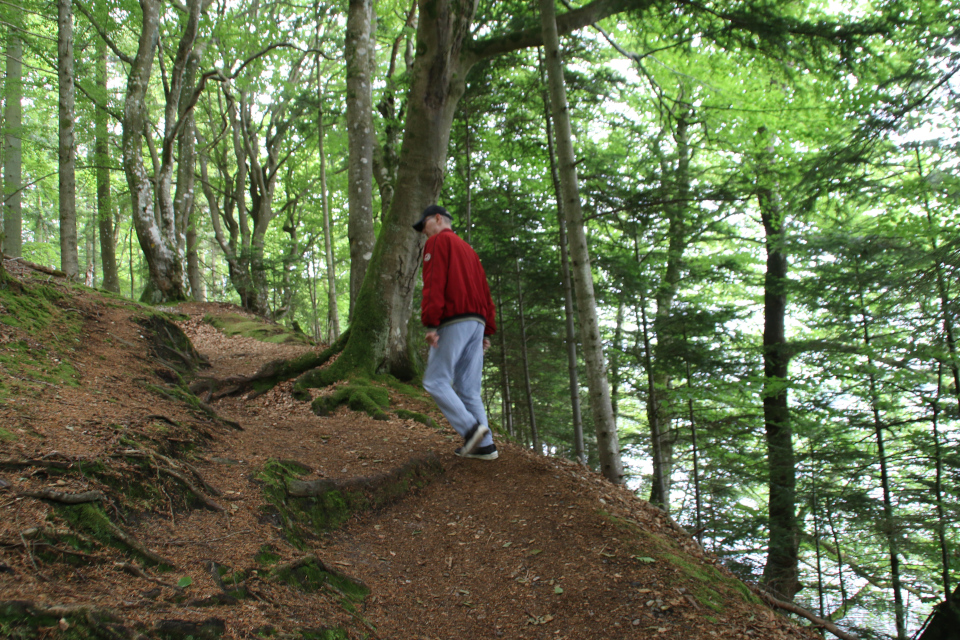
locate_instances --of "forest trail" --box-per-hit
[0,267,820,639]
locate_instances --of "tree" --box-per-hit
[57,0,78,277]
[539,0,623,482]
[3,14,22,259]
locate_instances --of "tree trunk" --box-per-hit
[121,0,189,302]
[58,0,79,278]
[175,41,203,300]
[684,330,703,546]
[345,0,377,318]
[317,77,340,341]
[94,39,120,293]
[932,364,953,617]
[3,23,22,258]
[496,275,514,438]
[539,0,622,483]
[918,584,960,640]
[648,109,692,507]
[516,256,539,453]
[756,129,799,601]
[640,298,668,510]
[538,50,584,461]
[855,272,906,639]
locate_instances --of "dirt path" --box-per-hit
[177,305,815,640]
[0,284,819,639]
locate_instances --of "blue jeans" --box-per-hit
[422,320,493,448]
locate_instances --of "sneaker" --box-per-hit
[455,444,499,460]
[462,424,490,455]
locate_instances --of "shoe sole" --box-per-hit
[463,425,489,455]
[455,449,499,461]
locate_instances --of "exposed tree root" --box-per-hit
[0,458,73,471]
[118,449,224,511]
[189,330,350,401]
[757,589,859,640]
[286,453,442,498]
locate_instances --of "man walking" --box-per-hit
[414,204,498,460]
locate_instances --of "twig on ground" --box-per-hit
[19,489,104,504]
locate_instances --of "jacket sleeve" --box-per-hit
[421,234,448,328]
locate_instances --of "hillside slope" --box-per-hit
[0,264,820,639]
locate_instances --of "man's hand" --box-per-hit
[425,331,439,348]
[483,338,491,352]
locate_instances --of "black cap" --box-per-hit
[413,205,453,232]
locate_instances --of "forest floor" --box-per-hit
[0,262,823,640]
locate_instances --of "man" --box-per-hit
[414,204,498,460]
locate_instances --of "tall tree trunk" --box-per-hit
[854,269,906,639]
[539,66,584,462]
[121,0,189,302]
[176,42,203,300]
[496,275,514,438]
[539,0,622,483]
[345,0,377,318]
[317,79,340,341]
[756,129,799,601]
[94,39,120,293]
[649,108,692,507]
[516,256,539,453]
[58,0,79,277]
[3,21,22,258]
[932,364,953,616]
[640,298,668,510]
[684,330,703,546]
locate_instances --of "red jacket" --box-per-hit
[421,229,496,335]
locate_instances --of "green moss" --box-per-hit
[0,600,123,640]
[203,312,314,345]
[57,503,173,569]
[0,426,16,441]
[258,456,444,549]
[272,558,369,602]
[600,511,760,614]
[310,379,391,420]
[255,544,282,566]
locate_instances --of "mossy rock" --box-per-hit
[203,312,314,345]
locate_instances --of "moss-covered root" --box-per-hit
[137,315,209,375]
[259,455,445,547]
[310,381,390,420]
[290,331,352,397]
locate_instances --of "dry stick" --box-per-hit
[758,590,859,640]
[19,489,105,504]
